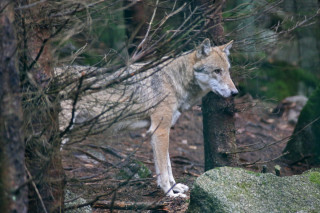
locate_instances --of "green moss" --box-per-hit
[116,169,131,180]
[116,160,151,180]
[246,170,261,177]
[236,182,252,192]
[189,167,320,213]
[309,172,320,187]
[238,60,318,100]
[136,161,152,178]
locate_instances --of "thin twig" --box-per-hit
[15,0,47,10]
[241,152,289,166]
[132,0,159,59]
[25,166,48,213]
[73,148,114,167]
[60,72,85,138]
[64,167,143,211]
[226,116,320,155]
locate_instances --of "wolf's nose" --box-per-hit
[231,90,238,97]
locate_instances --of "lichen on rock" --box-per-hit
[188,167,320,213]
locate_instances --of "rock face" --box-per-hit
[277,95,308,125]
[284,86,320,165]
[188,167,320,213]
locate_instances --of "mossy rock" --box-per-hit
[284,85,320,164]
[188,167,320,213]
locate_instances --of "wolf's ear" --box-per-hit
[220,40,233,56]
[196,38,212,59]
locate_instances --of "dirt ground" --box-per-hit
[62,94,310,212]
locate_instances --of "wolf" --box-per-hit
[58,38,238,198]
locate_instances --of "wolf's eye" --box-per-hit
[214,69,222,74]
[195,67,205,73]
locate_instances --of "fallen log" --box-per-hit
[92,200,169,211]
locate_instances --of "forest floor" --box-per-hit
[62,94,311,212]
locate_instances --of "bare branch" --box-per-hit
[26,166,48,213]
[93,200,169,210]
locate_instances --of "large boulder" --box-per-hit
[188,167,320,213]
[283,85,320,165]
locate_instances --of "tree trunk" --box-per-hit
[24,25,65,213]
[281,0,319,75]
[15,1,65,212]
[123,0,149,55]
[199,0,238,171]
[202,93,238,170]
[235,0,256,58]
[0,1,28,212]
[294,0,319,75]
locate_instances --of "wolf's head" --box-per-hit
[193,39,238,98]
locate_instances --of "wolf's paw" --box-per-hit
[173,183,189,193]
[167,191,187,198]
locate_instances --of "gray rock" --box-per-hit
[282,95,308,125]
[188,167,320,213]
[65,190,92,213]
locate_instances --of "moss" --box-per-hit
[117,160,151,180]
[136,161,152,178]
[236,182,252,192]
[116,169,131,180]
[246,170,261,177]
[238,60,318,100]
[309,172,320,187]
[189,167,320,213]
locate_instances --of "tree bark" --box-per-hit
[15,1,65,212]
[0,1,28,212]
[202,93,238,170]
[293,0,319,75]
[24,24,65,213]
[199,0,238,171]
[282,0,319,75]
[123,0,149,55]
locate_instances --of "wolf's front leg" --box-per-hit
[151,131,186,198]
[167,153,189,194]
[150,115,187,198]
